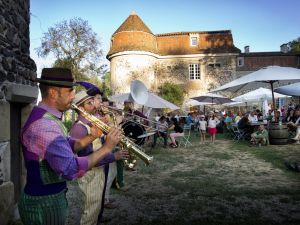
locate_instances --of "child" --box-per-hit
[199,115,207,144]
[208,112,220,144]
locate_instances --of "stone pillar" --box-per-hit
[0,0,38,224]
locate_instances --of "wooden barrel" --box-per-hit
[268,123,289,145]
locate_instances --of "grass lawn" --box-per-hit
[13,131,300,225]
[100,131,300,225]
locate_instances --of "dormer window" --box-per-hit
[190,33,199,47]
[191,37,198,46]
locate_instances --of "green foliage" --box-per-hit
[158,82,184,107]
[288,37,300,52]
[36,17,106,81]
[101,72,111,97]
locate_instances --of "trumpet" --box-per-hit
[71,103,153,165]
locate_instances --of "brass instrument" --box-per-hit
[99,104,168,131]
[71,103,153,165]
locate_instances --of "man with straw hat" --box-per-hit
[69,90,128,225]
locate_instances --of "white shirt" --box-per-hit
[248,114,258,123]
[199,120,207,130]
[208,118,220,128]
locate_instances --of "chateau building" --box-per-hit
[107,12,241,99]
[107,12,300,103]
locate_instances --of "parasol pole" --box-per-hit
[270,81,276,110]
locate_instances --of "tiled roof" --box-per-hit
[240,52,300,56]
[113,12,153,35]
[107,13,241,58]
[156,31,241,55]
[156,30,232,37]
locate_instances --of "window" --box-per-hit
[191,37,198,46]
[237,57,244,67]
[189,33,199,47]
[189,64,200,80]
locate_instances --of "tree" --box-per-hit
[101,72,111,97]
[36,17,106,80]
[158,82,184,107]
[288,37,300,52]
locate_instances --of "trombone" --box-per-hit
[98,104,168,131]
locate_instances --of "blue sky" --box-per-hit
[30,0,300,73]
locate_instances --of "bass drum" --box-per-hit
[121,121,146,146]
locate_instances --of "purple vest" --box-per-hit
[21,106,66,196]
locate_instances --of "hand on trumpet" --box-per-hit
[103,127,123,150]
[114,149,130,160]
[90,125,103,139]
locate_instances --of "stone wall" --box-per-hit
[110,52,157,93]
[155,55,237,99]
[110,52,237,102]
[0,0,38,224]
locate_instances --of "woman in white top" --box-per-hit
[207,112,220,144]
[248,111,258,123]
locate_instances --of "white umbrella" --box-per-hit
[232,87,289,102]
[212,66,300,108]
[185,99,215,107]
[274,82,300,96]
[192,93,233,104]
[109,92,180,110]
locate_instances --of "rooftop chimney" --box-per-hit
[280,43,289,53]
[244,46,250,53]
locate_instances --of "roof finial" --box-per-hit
[130,11,137,15]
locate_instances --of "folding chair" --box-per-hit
[178,124,192,147]
[231,124,246,140]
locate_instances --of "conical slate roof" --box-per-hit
[113,11,153,35]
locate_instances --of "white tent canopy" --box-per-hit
[274,82,300,96]
[212,66,300,93]
[232,87,289,102]
[109,92,180,110]
[211,66,300,107]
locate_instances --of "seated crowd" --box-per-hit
[152,102,300,147]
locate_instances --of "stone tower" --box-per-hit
[107,11,158,94]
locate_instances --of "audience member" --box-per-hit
[169,116,184,148]
[207,112,220,144]
[198,115,207,144]
[250,125,269,146]
[152,115,168,148]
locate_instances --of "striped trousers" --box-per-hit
[18,190,68,225]
[67,167,105,225]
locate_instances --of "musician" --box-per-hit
[123,99,148,122]
[92,93,125,211]
[19,68,122,225]
[69,90,129,225]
